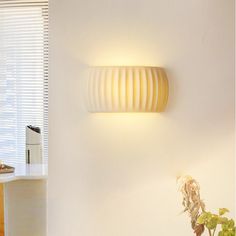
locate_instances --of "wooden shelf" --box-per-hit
[0,164,47,183]
[0,164,47,236]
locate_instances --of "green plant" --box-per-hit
[177,176,235,236]
[197,209,235,236]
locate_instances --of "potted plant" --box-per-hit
[177,175,235,236]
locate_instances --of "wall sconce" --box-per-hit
[86,66,168,112]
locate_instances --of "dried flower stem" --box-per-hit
[177,175,205,236]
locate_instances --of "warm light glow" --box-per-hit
[86,66,168,112]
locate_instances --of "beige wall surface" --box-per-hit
[48,0,235,235]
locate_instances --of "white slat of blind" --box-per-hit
[0,0,48,164]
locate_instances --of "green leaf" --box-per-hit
[233,226,236,233]
[218,217,228,224]
[206,216,218,230]
[197,216,205,224]
[227,219,235,229]
[224,231,230,236]
[219,208,229,216]
[218,230,228,236]
[197,212,211,224]
[222,223,229,231]
[229,231,235,236]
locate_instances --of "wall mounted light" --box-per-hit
[86,66,168,112]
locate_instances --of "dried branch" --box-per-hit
[177,175,205,236]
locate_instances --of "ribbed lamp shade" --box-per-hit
[86,66,168,112]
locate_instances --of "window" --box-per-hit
[0,0,48,164]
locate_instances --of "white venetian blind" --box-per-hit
[0,0,48,164]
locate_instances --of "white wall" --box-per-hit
[48,0,235,235]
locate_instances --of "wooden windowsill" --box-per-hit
[0,164,47,183]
